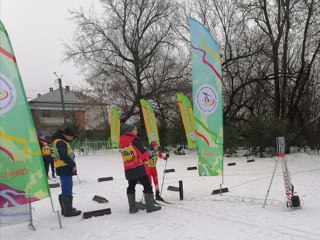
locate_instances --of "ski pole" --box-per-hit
[160,156,169,196]
[76,174,82,183]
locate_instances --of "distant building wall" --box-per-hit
[84,106,107,130]
[29,87,107,135]
[30,109,86,134]
[75,111,86,130]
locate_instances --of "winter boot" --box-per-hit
[144,193,161,213]
[127,194,139,214]
[155,191,164,201]
[61,196,81,217]
[59,194,76,216]
[58,194,65,216]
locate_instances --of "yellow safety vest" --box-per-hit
[147,151,159,168]
[52,139,75,168]
[41,142,51,156]
[120,144,143,170]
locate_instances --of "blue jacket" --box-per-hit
[52,130,76,176]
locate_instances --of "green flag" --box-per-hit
[189,18,224,176]
[140,99,160,145]
[0,20,50,208]
[177,93,197,149]
[109,107,120,148]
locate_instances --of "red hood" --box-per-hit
[120,132,137,148]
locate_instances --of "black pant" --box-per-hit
[43,158,50,177]
[49,158,55,175]
[43,156,54,177]
[127,175,153,194]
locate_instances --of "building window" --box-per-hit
[42,110,51,117]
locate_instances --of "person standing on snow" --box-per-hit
[52,128,81,217]
[38,131,53,178]
[148,141,169,201]
[48,141,56,178]
[120,124,161,214]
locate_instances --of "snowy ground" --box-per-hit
[1,151,320,240]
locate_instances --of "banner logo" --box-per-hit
[196,85,218,115]
[0,74,17,115]
[189,132,196,141]
[150,133,157,140]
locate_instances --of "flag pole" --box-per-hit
[160,157,169,196]
[220,171,224,196]
[49,191,62,229]
[28,203,36,231]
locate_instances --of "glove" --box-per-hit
[148,144,157,153]
[148,150,156,157]
[72,166,77,175]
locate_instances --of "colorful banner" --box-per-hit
[189,17,223,176]
[140,99,160,145]
[0,20,50,208]
[109,106,120,148]
[177,93,197,149]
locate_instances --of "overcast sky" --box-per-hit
[0,0,96,99]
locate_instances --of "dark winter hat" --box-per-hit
[37,131,45,138]
[121,124,136,134]
[63,127,75,137]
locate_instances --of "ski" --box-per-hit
[154,200,164,206]
[156,199,173,205]
[136,201,165,209]
[48,178,58,183]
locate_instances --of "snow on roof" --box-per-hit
[29,88,80,104]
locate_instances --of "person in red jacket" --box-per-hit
[148,141,169,201]
[38,131,53,178]
[120,124,161,214]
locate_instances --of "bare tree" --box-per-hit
[188,0,320,125]
[65,0,320,147]
[186,0,269,123]
[241,0,320,123]
[65,0,189,127]
[286,0,320,123]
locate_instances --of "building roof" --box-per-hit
[29,87,79,104]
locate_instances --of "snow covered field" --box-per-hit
[1,151,320,240]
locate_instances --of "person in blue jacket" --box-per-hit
[52,128,81,217]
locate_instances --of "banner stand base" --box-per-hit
[212,185,229,195]
[49,195,63,229]
[28,203,36,231]
[56,210,62,229]
[28,222,36,231]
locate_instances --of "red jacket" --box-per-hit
[38,138,52,157]
[120,132,149,171]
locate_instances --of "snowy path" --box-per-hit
[1,152,320,240]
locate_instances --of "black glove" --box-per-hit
[148,144,156,153]
[72,167,77,175]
